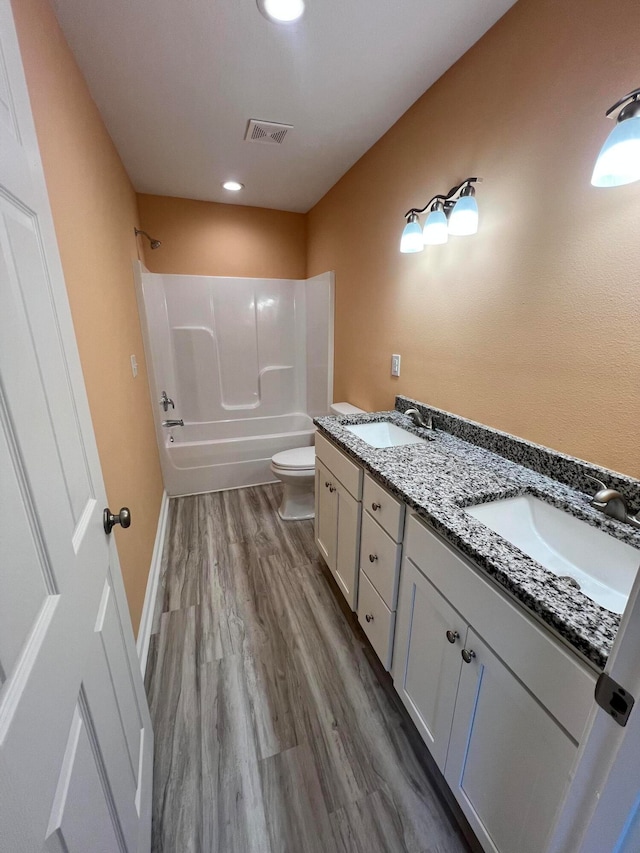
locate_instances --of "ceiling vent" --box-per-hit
[245,119,293,145]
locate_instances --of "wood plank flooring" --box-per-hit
[145,484,473,853]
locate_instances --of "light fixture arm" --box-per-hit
[404,176,482,219]
[605,88,640,119]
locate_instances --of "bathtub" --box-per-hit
[160,412,315,496]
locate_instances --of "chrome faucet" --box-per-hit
[404,408,435,439]
[160,391,175,412]
[586,475,640,529]
[162,419,184,427]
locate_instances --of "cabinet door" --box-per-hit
[315,460,337,571]
[334,479,362,610]
[445,628,577,853]
[392,558,465,771]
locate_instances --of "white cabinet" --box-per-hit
[314,433,597,853]
[445,628,577,853]
[315,459,337,567]
[315,435,363,609]
[392,514,597,853]
[392,558,464,770]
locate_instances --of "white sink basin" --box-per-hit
[465,495,640,614]
[344,421,428,449]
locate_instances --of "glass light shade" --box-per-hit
[400,218,424,253]
[423,208,448,245]
[591,115,640,187]
[260,0,305,22]
[448,195,479,235]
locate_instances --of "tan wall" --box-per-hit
[307,0,640,479]
[13,0,164,635]
[137,194,307,278]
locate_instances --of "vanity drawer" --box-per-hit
[360,511,401,609]
[315,433,363,500]
[358,572,396,670]
[363,473,405,542]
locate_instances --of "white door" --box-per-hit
[392,558,464,771]
[445,628,577,853]
[333,479,361,609]
[315,460,337,569]
[0,2,152,851]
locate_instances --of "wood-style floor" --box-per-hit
[145,483,473,853]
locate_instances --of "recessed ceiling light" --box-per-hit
[257,0,305,24]
[222,180,244,191]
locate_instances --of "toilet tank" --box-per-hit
[330,402,365,415]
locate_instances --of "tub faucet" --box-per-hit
[586,475,640,529]
[162,419,184,427]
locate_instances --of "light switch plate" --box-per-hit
[130,354,138,378]
[391,354,401,377]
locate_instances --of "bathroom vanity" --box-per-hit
[313,397,640,853]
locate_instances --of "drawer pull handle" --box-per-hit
[446,630,459,644]
[461,649,476,664]
[365,614,374,623]
[369,554,378,563]
[371,502,381,511]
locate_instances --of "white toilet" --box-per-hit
[271,402,365,521]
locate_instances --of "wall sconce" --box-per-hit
[400,177,481,253]
[592,88,640,187]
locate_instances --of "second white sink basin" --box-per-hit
[344,421,428,448]
[465,495,640,614]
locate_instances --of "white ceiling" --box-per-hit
[52,0,517,213]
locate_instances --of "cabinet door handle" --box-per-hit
[325,481,331,488]
[371,502,381,511]
[461,649,476,664]
[365,614,374,623]
[329,485,336,493]
[446,630,459,644]
[369,554,378,563]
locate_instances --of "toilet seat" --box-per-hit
[271,446,316,471]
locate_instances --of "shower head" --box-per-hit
[134,228,162,250]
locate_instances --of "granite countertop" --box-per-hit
[314,408,640,670]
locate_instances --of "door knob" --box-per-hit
[371,502,381,511]
[446,630,459,644]
[103,507,132,535]
[369,554,378,562]
[365,614,374,623]
[461,648,476,664]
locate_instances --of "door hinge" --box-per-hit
[595,673,635,727]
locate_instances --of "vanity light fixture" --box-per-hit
[257,0,305,23]
[400,177,481,253]
[592,88,640,187]
[222,180,244,191]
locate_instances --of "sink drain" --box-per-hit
[559,575,581,590]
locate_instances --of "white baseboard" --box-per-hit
[137,490,170,678]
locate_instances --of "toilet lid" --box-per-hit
[272,446,316,470]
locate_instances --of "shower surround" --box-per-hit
[136,265,333,496]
